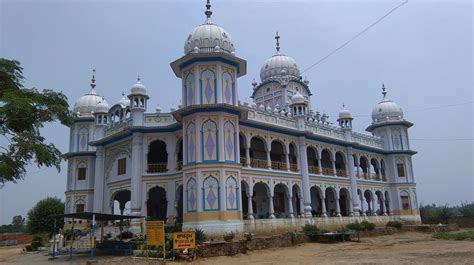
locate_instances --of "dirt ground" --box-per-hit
[2,232,474,264]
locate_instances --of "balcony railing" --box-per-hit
[240,157,247,166]
[290,163,298,172]
[308,166,320,174]
[250,158,268,169]
[147,163,168,173]
[322,168,334,176]
[176,161,183,171]
[271,161,288,171]
[336,169,347,177]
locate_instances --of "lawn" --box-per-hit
[433,229,474,241]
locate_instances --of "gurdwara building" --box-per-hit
[64,1,420,233]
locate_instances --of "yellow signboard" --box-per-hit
[173,232,196,250]
[146,221,165,246]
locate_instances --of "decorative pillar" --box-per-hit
[331,158,337,176]
[335,189,341,217]
[245,147,251,167]
[346,148,360,216]
[266,147,272,169]
[299,194,305,216]
[298,136,312,217]
[288,189,294,218]
[317,158,322,174]
[93,146,105,212]
[131,133,144,218]
[348,198,354,216]
[285,151,290,172]
[321,192,327,217]
[371,196,377,216]
[360,193,366,216]
[268,195,275,219]
[247,190,254,219]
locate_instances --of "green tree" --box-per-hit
[27,197,64,234]
[0,58,73,184]
[11,215,24,228]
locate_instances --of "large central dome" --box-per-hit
[183,1,235,55]
[259,33,300,82]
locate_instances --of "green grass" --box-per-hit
[433,229,474,241]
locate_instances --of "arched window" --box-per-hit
[147,140,168,173]
[321,149,332,175]
[201,120,218,161]
[226,176,238,210]
[400,190,411,210]
[186,178,197,212]
[185,73,195,106]
[77,164,87,180]
[186,123,196,163]
[203,175,220,211]
[75,199,85,213]
[289,143,298,172]
[335,152,346,176]
[200,69,216,104]
[224,121,236,162]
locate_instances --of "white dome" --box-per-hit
[73,88,103,117]
[130,78,147,95]
[95,99,110,114]
[260,53,300,82]
[372,87,403,123]
[290,92,306,105]
[184,23,235,55]
[339,104,352,119]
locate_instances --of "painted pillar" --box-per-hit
[346,147,360,216]
[288,188,294,218]
[298,136,312,217]
[93,146,105,212]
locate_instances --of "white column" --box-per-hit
[299,194,305,216]
[245,147,250,167]
[131,133,144,217]
[360,193,366,216]
[331,158,337,176]
[288,188,294,218]
[371,196,377,216]
[346,148,360,216]
[321,192,327,217]
[335,189,341,217]
[285,151,290,171]
[93,146,105,212]
[247,189,254,219]
[297,137,312,217]
[268,188,275,219]
[266,146,272,169]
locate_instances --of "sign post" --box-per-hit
[146,221,165,260]
[173,232,196,250]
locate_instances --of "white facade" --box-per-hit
[64,1,420,233]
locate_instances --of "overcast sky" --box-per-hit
[0,0,472,224]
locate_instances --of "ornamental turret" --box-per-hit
[128,76,149,126]
[290,92,308,130]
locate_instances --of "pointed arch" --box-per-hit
[186,178,197,212]
[200,68,216,104]
[224,121,236,162]
[186,122,196,163]
[201,119,218,161]
[202,175,220,211]
[226,176,239,210]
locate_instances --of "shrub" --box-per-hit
[195,228,208,243]
[386,221,403,229]
[244,232,253,241]
[30,235,43,250]
[25,245,35,252]
[433,230,474,241]
[420,204,455,224]
[302,224,321,237]
[361,221,376,231]
[27,197,64,234]
[346,222,363,231]
[223,231,234,242]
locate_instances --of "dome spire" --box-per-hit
[275,31,281,53]
[137,75,141,82]
[204,0,212,24]
[89,68,97,94]
[382,83,387,100]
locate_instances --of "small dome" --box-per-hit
[371,85,404,123]
[117,92,130,107]
[338,104,352,119]
[130,78,147,96]
[290,92,306,105]
[94,99,110,114]
[73,89,103,116]
[260,53,300,82]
